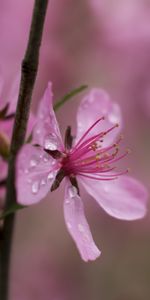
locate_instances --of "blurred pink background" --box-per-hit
[0,1,150,299]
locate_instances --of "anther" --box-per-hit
[95,154,100,160]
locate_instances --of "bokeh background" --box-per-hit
[0,0,150,299]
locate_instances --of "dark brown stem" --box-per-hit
[0,1,48,299]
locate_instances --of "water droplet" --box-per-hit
[31,181,39,194]
[108,113,118,124]
[67,222,72,229]
[78,121,82,128]
[30,158,38,168]
[36,128,41,135]
[78,223,84,233]
[43,156,49,162]
[44,134,58,151]
[40,179,46,186]
[65,198,70,204]
[47,172,54,180]
[68,186,77,198]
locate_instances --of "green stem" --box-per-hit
[0,1,48,299]
[54,84,88,111]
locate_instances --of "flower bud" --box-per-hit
[0,131,10,160]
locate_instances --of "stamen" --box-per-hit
[78,173,118,181]
[57,117,130,186]
[74,117,105,149]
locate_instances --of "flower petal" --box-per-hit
[0,112,35,142]
[75,88,122,147]
[33,82,63,151]
[79,175,148,220]
[16,144,59,205]
[64,179,101,262]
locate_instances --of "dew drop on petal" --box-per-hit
[65,198,70,204]
[30,158,38,168]
[36,128,41,135]
[108,113,118,124]
[78,223,85,233]
[43,156,49,163]
[108,104,120,124]
[68,186,77,198]
[40,179,46,186]
[67,222,72,229]
[44,134,58,151]
[32,181,39,194]
[47,172,54,180]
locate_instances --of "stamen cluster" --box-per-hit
[60,117,129,181]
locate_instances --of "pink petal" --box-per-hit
[33,82,63,151]
[0,120,12,138]
[16,144,59,205]
[64,179,101,262]
[75,89,122,147]
[79,175,148,220]
[0,112,35,140]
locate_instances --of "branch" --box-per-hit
[0,1,48,299]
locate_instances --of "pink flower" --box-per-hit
[0,73,35,200]
[16,83,148,262]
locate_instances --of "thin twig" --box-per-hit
[0,1,48,299]
[54,85,88,111]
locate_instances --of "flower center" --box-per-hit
[61,117,129,181]
[48,118,130,192]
